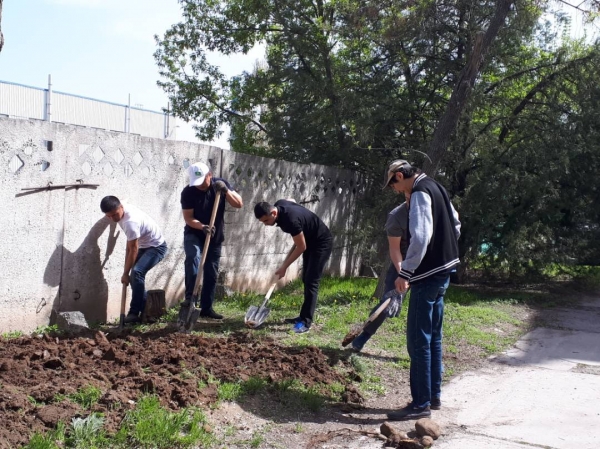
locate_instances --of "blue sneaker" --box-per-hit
[293,322,310,334]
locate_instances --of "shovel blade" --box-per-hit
[244,305,271,328]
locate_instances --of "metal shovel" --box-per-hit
[244,281,278,329]
[244,245,296,329]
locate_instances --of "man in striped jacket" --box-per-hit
[383,160,461,421]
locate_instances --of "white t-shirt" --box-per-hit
[118,203,165,249]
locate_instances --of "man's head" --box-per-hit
[383,159,419,194]
[254,202,278,226]
[100,196,124,222]
[188,161,212,189]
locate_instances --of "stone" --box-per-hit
[421,436,434,447]
[55,311,89,333]
[415,418,442,439]
[380,422,408,445]
[398,438,424,449]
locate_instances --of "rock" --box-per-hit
[415,418,442,439]
[92,349,103,358]
[380,422,408,445]
[398,438,424,449]
[102,348,116,361]
[94,331,110,346]
[55,311,89,333]
[421,435,434,447]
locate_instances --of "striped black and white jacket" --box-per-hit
[398,174,461,283]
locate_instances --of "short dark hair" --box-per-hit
[254,202,274,219]
[100,196,121,213]
[394,164,419,180]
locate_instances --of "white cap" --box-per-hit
[188,161,210,187]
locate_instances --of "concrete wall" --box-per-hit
[0,117,363,332]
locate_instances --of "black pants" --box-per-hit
[299,237,333,327]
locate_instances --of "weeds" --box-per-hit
[115,395,214,448]
[68,385,102,410]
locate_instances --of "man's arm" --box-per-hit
[275,233,307,279]
[182,208,206,230]
[224,189,243,208]
[388,236,403,274]
[398,192,433,280]
[122,238,139,285]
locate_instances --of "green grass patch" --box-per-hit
[115,395,215,448]
[68,385,102,410]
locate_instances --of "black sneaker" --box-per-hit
[200,309,223,320]
[283,316,301,324]
[123,313,141,324]
[431,398,441,410]
[387,404,431,421]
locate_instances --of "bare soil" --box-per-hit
[0,328,363,448]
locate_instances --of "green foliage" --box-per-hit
[68,385,102,410]
[24,423,65,449]
[2,330,23,339]
[155,0,600,274]
[68,414,107,449]
[115,395,214,448]
[217,381,243,402]
[32,324,59,335]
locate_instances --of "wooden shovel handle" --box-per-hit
[192,190,222,297]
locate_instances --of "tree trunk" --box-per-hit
[0,0,4,53]
[423,0,514,175]
[372,0,514,297]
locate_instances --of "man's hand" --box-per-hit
[214,180,228,193]
[121,273,130,285]
[202,224,215,237]
[275,266,287,279]
[395,277,409,293]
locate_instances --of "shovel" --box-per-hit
[244,281,278,329]
[177,188,223,333]
[244,245,296,329]
[341,290,404,347]
[118,283,127,330]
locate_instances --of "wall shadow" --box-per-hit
[44,218,120,325]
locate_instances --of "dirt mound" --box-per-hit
[0,329,360,448]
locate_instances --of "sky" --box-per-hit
[0,1,597,148]
[0,0,263,148]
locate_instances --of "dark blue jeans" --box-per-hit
[184,233,222,311]
[406,273,450,409]
[130,242,167,315]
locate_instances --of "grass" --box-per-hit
[24,397,215,449]
[25,272,587,447]
[68,385,102,410]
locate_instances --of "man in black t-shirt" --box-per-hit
[180,161,243,319]
[253,199,333,333]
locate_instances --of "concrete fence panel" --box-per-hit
[0,117,362,332]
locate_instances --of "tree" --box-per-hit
[156,0,600,282]
[0,0,4,53]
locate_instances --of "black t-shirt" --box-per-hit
[274,199,331,246]
[180,177,232,245]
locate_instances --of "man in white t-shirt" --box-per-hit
[101,196,167,323]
